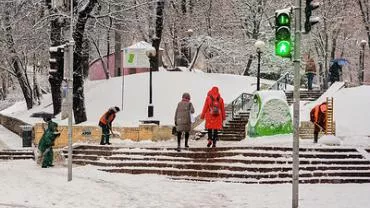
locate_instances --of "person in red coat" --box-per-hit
[200,86,226,147]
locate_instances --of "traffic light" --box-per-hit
[49,45,64,74]
[305,0,320,33]
[275,9,292,58]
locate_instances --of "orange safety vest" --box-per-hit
[99,111,116,125]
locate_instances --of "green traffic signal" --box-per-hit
[275,41,292,57]
[277,13,290,26]
[275,9,292,58]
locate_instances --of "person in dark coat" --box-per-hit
[174,92,195,151]
[310,102,327,143]
[200,86,225,148]
[329,62,342,85]
[305,56,316,90]
[38,120,60,168]
[99,106,120,145]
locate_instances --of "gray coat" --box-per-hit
[174,101,195,132]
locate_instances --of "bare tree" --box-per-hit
[72,0,99,124]
[357,0,370,50]
[2,2,33,109]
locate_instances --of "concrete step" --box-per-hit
[100,167,370,181]
[0,149,35,160]
[73,159,370,172]
[69,154,370,166]
[170,176,370,184]
[71,145,359,153]
[63,144,370,184]
[64,149,364,160]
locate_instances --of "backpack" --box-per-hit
[209,95,220,116]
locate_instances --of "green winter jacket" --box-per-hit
[38,121,60,153]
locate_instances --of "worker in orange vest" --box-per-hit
[310,102,327,143]
[99,106,120,145]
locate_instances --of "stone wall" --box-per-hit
[0,114,31,137]
[0,114,174,148]
[34,123,173,148]
[299,121,336,139]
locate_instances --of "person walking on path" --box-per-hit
[310,102,327,143]
[329,62,342,85]
[200,86,225,148]
[99,106,120,145]
[305,55,317,90]
[174,92,195,151]
[38,119,60,168]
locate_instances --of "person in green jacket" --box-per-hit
[38,120,60,168]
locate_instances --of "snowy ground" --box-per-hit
[1,127,370,208]
[1,159,370,208]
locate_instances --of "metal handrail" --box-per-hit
[268,71,291,91]
[228,92,253,120]
[228,72,292,121]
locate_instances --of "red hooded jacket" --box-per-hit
[200,86,226,130]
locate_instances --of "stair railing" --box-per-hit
[229,93,253,120]
[268,71,291,91]
[227,72,291,122]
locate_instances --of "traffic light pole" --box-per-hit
[292,0,301,208]
[67,0,74,182]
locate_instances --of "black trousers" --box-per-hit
[207,129,218,143]
[313,124,323,143]
[177,131,190,147]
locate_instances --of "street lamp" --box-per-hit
[359,40,367,84]
[146,47,156,118]
[185,29,193,62]
[254,40,265,91]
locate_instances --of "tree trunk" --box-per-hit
[114,4,122,77]
[206,0,213,36]
[90,37,110,79]
[48,17,64,115]
[72,0,98,124]
[81,39,90,79]
[151,0,165,72]
[4,4,33,109]
[243,55,254,76]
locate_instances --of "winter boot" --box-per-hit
[176,133,181,151]
[313,132,318,143]
[212,138,217,148]
[184,135,189,148]
[207,140,212,147]
[106,137,112,145]
[100,137,105,145]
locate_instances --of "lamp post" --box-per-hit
[146,47,156,118]
[360,40,367,84]
[185,29,193,63]
[254,40,265,91]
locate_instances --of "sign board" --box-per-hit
[123,48,150,68]
[82,128,92,136]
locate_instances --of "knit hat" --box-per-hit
[182,92,190,100]
[112,106,120,113]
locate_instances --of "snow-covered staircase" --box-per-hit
[63,144,370,184]
[285,90,323,105]
[0,149,34,160]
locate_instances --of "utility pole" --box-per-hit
[292,0,302,207]
[67,0,74,182]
